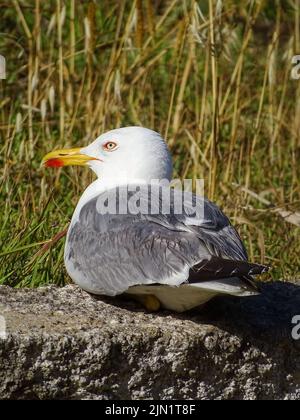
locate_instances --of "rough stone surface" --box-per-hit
[0,281,300,400]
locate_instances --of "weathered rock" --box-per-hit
[0,282,299,400]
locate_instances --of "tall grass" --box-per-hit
[0,0,299,287]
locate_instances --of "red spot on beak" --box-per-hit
[45,158,64,167]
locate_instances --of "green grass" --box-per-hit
[0,0,299,288]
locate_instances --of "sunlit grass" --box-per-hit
[0,0,299,287]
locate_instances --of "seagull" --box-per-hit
[42,126,268,312]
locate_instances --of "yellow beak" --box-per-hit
[42,147,100,168]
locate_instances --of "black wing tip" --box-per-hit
[189,257,270,283]
[248,263,270,276]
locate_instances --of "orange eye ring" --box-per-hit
[102,141,118,151]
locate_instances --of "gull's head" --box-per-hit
[42,126,173,182]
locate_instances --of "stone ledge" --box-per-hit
[0,282,300,400]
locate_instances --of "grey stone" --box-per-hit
[0,281,299,400]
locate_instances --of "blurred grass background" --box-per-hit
[0,0,299,288]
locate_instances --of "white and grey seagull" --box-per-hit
[42,127,268,312]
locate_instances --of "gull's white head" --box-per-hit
[42,126,173,183]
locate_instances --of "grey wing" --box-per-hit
[171,190,249,261]
[65,203,203,295]
[65,186,267,296]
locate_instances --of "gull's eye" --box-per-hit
[102,141,118,151]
